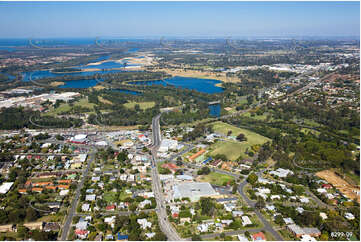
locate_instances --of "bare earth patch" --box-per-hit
[316,169,360,203]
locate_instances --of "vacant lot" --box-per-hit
[123,101,155,110]
[46,98,95,116]
[316,169,360,203]
[211,121,270,144]
[197,172,234,186]
[209,121,270,160]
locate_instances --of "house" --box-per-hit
[319,212,328,220]
[104,216,116,226]
[270,195,281,200]
[345,212,355,220]
[299,197,310,203]
[75,229,89,239]
[252,232,266,241]
[270,168,293,178]
[82,203,91,212]
[300,234,317,242]
[265,205,275,212]
[105,234,114,240]
[197,224,209,232]
[59,189,69,196]
[106,205,116,211]
[137,218,152,230]
[241,216,252,226]
[224,203,236,212]
[221,220,233,226]
[145,233,155,239]
[76,221,88,231]
[237,234,249,241]
[85,194,96,201]
[138,199,152,209]
[321,184,332,189]
[283,217,294,225]
[287,225,321,238]
[296,207,304,214]
[232,210,244,217]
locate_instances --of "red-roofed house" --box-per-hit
[252,232,266,241]
[106,205,116,211]
[161,163,180,173]
[75,229,89,239]
[322,184,332,189]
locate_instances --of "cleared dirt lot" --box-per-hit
[316,169,360,203]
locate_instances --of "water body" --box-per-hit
[22,69,125,82]
[130,76,224,94]
[58,79,100,88]
[208,104,221,117]
[113,89,141,95]
[82,61,140,70]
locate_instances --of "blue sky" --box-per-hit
[0,1,359,38]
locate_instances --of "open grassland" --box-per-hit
[123,101,155,110]
[211,121,270,144]
[209,141,246,161]
[197,172,235,186]
[46,98,95,116]
[209,121,270,161]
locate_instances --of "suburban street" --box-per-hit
[151,114,182,241]
[60,150,97,241]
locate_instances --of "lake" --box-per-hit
[209,103,221,117]
[130,76,224,94]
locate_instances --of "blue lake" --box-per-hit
[22,69,125,82]
[59,79,100,89]
[113,89,141,95]
[82,61,140,70]
[209,104,221,117]
[130,76,224,94]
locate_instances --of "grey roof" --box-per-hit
[173,182,218,201]
[303,227,321,235]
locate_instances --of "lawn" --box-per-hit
[198,172,234,186]
[123,101,155,110]
[241,111,269,121]
[209,140,246,161]
[211,121,271,145]
[46,98,95,116]
[209,121,270,161]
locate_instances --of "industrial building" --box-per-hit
[173,182,219,202]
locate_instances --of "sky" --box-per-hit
[0,1,359,38]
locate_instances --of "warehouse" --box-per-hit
[173,182,219,202]
[69,134,87,144]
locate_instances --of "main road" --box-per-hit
[151,114,182,241]
[60,150,96,240]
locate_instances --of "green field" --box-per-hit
[123,101,155,110]
[46,98,95,116]
[240,111,269,121]
[209,121,270,160]
[198,172,234,186]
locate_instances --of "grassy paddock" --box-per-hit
[198,172,234,186]
[123,101,155,110]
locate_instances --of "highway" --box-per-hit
[151,114,182,241]
[60,150,96,241]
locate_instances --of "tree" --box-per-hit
[197,166,211,175]
[236,133,247,142]
[246,173,258,186]
[25,208,38,222]
[232,184,238,194]
[200,197,215,216]
[255,198,265,209]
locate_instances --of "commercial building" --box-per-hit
[173,182,219,202]
[158,139,178,152]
